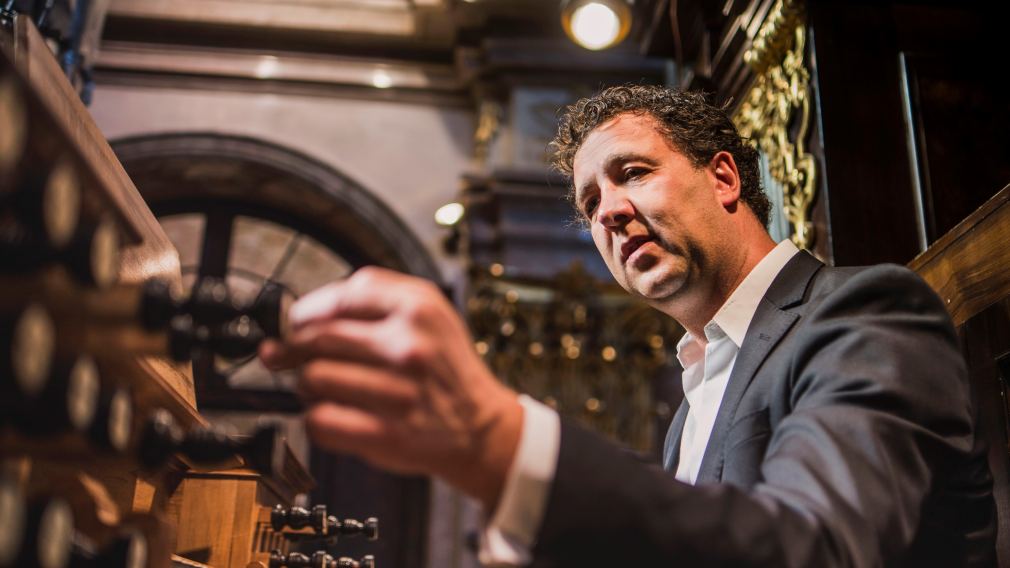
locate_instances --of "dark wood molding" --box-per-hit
[909,184,1010,328]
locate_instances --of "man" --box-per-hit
[260,85,996,567]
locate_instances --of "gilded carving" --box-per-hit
[734,0,817,250]
[466,263,680,451]
[473,100,502,165]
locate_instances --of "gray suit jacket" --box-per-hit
[530,251,996,567]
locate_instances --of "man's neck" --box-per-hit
[669,230,777,338]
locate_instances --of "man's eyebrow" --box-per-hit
[575,152,660,200]
[606,152,661,169]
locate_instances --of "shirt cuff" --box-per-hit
[477,395,561,567]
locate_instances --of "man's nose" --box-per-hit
[597,188,634,229]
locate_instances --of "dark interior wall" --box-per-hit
[808,0,1010,265]
[669,0,1010,266]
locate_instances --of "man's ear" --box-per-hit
[709,151,741,210]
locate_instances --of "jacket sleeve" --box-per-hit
[529,266,988,567]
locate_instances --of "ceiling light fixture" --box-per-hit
[561,0,632,51]
[434,202,465,226]
[371,69,393,89]
[254,55,279,79]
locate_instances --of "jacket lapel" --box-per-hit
[663,399,689,471]
[693,251,823,483]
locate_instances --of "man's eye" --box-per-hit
[583,197,599,217]
[624,168,646,180]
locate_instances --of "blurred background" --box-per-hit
[9,0,1008,566]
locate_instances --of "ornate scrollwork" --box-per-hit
[734,0,817,250]
[466,263,681,451]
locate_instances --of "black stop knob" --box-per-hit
[250,281,290,339]
[329,517,379,541]
[271,504,327,533]
[139,410,283,477]
[334,555,375,568]
[14,355,99,438]
[0,476,26,567]
[269,550,320,568]
[138,279,182,331]
[21,496,74,568]
[137,409,183,470]
[89,385,134,454]
[187,278,241,326]
[207,316,264,359]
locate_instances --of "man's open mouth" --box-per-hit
[621,235,653,263]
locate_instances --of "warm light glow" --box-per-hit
[434,202,465,226]
[570,2,621,50]
[254,56,279,79]
[371,69,393,89]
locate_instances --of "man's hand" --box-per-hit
[259,267,523,511]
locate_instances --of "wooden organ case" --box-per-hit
[909,184,1010,567]
[0,15,379,568]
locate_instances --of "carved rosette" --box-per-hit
[734,0,817,250]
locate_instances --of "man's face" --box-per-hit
[572,113,732,304]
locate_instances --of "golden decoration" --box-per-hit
[734,0,818,250]
[473,100,502,165]
[466,262,682,451]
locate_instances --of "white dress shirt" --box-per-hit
[479,240,800,566]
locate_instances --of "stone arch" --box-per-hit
[112,132,441,282]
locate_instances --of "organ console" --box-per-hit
[1,15,380,568]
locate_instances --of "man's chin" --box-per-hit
[628,271,685,302]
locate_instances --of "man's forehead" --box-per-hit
[576,113,665,160]
[573,114,667,177]
[589,112,661,139]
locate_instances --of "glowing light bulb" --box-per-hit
[570,2,621,50]
[435,202,465,226]
[372,69,393,89]
[254,56,279,79]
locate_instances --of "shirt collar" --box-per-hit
[676,239,800,360]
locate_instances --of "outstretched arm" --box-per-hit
[260,266,523,511]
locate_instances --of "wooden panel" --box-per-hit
[169,457,312,568]
[228,479,260,568]
[959,303,1010,568]
[909,184,1010,327]
[171,477,242,566]
[911,182,1010,566]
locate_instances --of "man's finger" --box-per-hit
[289,267,421,330]
[303,401,387,455]
[258,339,307,371]
[285,318,392,367]
[299,359,421,416]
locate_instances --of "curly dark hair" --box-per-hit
[551,85,770,227]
